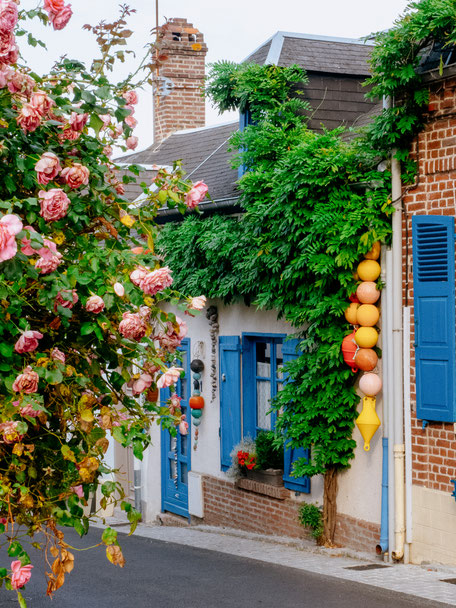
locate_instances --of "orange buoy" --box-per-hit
[364,241,381,261]
[355,326,379,348]
[356,281,380,304]
[357,304,380,327]
[354,348,378,371]
[341,330,359,373]
[357,260,381,282]
[344,303,359,325]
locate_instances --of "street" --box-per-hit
[0,528,453,607]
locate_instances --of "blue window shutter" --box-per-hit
[412,215,456,422]
[241,336,256,437]
[281,339,311,493]
[219,336,242,470]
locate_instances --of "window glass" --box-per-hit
[180,434,187,456]
[179,350,188,400]
[180,462,188,485]
[276,343,284,380]
[257,379,272,430]
[169,458,177,480]
[256,342,271,377]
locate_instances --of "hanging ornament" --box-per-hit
[356,396,381,451]
[190,359,205,450]
[341,330,359,373]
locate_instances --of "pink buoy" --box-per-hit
[359,372,382,397]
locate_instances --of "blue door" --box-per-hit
[160,338,191,517]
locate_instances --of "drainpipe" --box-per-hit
[386,249,395,562]
[403,306,413,563]
[391,147,405,561]
[376,246,390,555]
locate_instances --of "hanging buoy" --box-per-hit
[356,281,380,304]
[356,396,381,451]
[357,260,381,282]
[344,302,359,325]
[356,304,379,327]
[341,330,359,372]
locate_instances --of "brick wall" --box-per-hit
[154,18,208,143]
[202,475,380,552]
[403,75,456,494]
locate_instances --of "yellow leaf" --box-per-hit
[120,214,136,228]
[106,545,125,568]
[80,409,94,423]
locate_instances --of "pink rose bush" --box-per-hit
[188,295,207,311]
[10,561,33,590]
[126,135,138,150]
[43,0,73,31]
[185,181,208,209]
[13,399,40,418]
[35,152,62,185]
[156,317,187,351]
[12,366,39,394]
[0,213,22,261]
[39,188,70,221]
[0,421,24,444]
[50,347,66,363]
[178,415,188,436]
[54,289,78,312]
[122,90,138,105]
[113,282,125,297]
[14,330,43,354]
[130,373,153,395]
[17,103,42,132]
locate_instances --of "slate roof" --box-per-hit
[245,32,372,75]
[118,121,239,207]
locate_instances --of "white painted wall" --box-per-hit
[138,298,383,527]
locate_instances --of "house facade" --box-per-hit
[114,18,392,554]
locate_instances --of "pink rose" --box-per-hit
[139,266,173,296]
[12,366,39,393]
[113,282,125,297]
[49,4,72,30]
[50,347,65,363]
[71,484,84,498]
[10,561,33,590]
[35,152,62,185]
[100,113,111,128]
[54,289,78,312]
[0,420,24,443]
[139,305,151,320]
[20,226,37,256]
[118,312,146,342]
[0,29,14,62]
[125,115,137,129]
[38,188,70,221]
[103,145,113,158]
[170,393,181,409]
[69,111,88,131]
[122,90,138,105]
[35,246,62,274]
[58,127,80,142]
[14,330,43,354]
[0,213,22,261]
[85,295,105,314]
[185,181,208,209]
[60,163,89,189]
[44,0,64,11]
[38,237,60,260]
[16,103,41,132]
[129,266,148,287]
[157,317,187,351]
[131,373,153,395]
[30,90,53,116]
[0,64,11,88]
[7,70,35,96]
[0,1,18,33]
[115,183,125,195]
[126,136,138,150]
[13,399,39,418]
[189,295,207,310]
[178,414,188,436]
[156,366,183,389]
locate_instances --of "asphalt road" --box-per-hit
[0,528,453,608]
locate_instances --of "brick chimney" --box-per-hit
[153,18,208,144]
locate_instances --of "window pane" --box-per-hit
[170,436,177,452]
[276,343,284,380]
[257,380,272,430]
[256,342,271,377]
[169,458,177,480]
[180,462,188,485]
[180,434,187,456]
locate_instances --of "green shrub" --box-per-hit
[255,431,284,470]
[299,503,323,541]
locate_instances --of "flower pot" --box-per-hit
[245,468,284,487]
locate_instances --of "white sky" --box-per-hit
[20,0,411,153]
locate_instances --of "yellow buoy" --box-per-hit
[355,326,378,348]
[356,396,381,451]
[344,302,359,325]
[364,241,381,261]
[357,260,381,282]
[356,304,379,327]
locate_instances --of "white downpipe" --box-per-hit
[403,306,413,561]
[391,149,405,561]
[386,249,395,562]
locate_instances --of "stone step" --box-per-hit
[157,512,190,527]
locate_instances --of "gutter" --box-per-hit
[156,197,242,224]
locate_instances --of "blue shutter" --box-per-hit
[412,215,456,422]
[219,336,242,470]
[281,339,311,493]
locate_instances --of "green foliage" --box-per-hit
[366,0,456,152]
[255,431,284,470]
[299,503,323,541]
[160,61,393,479]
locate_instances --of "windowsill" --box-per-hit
[235,477,290,500]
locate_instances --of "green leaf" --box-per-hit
[80,322,94,336]
[90,113,104,136]
[102,527,117,545]
[17,591,27,608]
[7,541,23,557]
